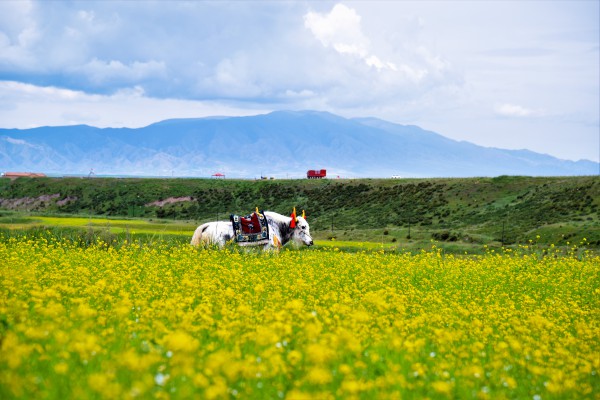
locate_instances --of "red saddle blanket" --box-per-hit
[239,213,262,234]
[230,211,269,246]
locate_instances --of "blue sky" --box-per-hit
[0,0,598,162]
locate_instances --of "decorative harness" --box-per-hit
[230,209,270,246]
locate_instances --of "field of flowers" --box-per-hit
[1,237,598,399]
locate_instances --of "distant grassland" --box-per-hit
[0,215,194,248]
[0,214,397,252]
[33,216,193,236]
[0,175,598,251]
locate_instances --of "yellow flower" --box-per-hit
[502,376,517,389]
[163,330,199,353]
[287,390,314,400]
[53,361,69,375]
[204,377,228,400]
[88,373,122,398]
[431,381,454,396]
[306,366,333,385]
[193,373,209,388]
[1,235,598,399]
[340,379,361,394]
[287,350,303,366]
[338,364,352,375]
[306,343,335,364]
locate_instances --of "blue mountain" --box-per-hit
[0,110,597,178]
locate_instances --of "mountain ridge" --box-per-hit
[1,110,597,178]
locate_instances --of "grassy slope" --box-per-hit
[0,175,598,250]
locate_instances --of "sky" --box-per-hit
[0,0,598,162]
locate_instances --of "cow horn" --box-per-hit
[302,210,306,220]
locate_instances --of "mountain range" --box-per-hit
[1,110,597,178]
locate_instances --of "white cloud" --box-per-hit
[284,89,315,99]
[0,1,456,106]
[304,4,367,54]
[4,137,28,145]
[0,0,38,68]
[0,81,269,128]
[78,58,167,85]
[0,80,90,101]
[494,103,543,118]
[304,3,397,72]
[1,136,44,151]
[210,56,264,98]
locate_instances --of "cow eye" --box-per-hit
[302,226,306,230]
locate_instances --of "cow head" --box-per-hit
[291,215,313,246]
[290,209,313,246]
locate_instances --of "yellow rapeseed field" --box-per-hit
[0,237,598,399]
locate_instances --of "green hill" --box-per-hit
[0,175,598,249]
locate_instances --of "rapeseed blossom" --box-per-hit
[0,236,598,399]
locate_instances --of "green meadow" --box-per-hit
[0,175,598,253]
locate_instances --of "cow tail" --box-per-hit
[191,223,210,246]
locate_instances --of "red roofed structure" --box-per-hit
[307,169,326,179]
[1,172,47,180]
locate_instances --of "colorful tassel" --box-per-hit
[290,207,297,228]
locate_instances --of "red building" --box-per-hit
[307,169,326,179]
[1,172,47,180]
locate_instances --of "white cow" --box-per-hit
[191,210,313,250]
